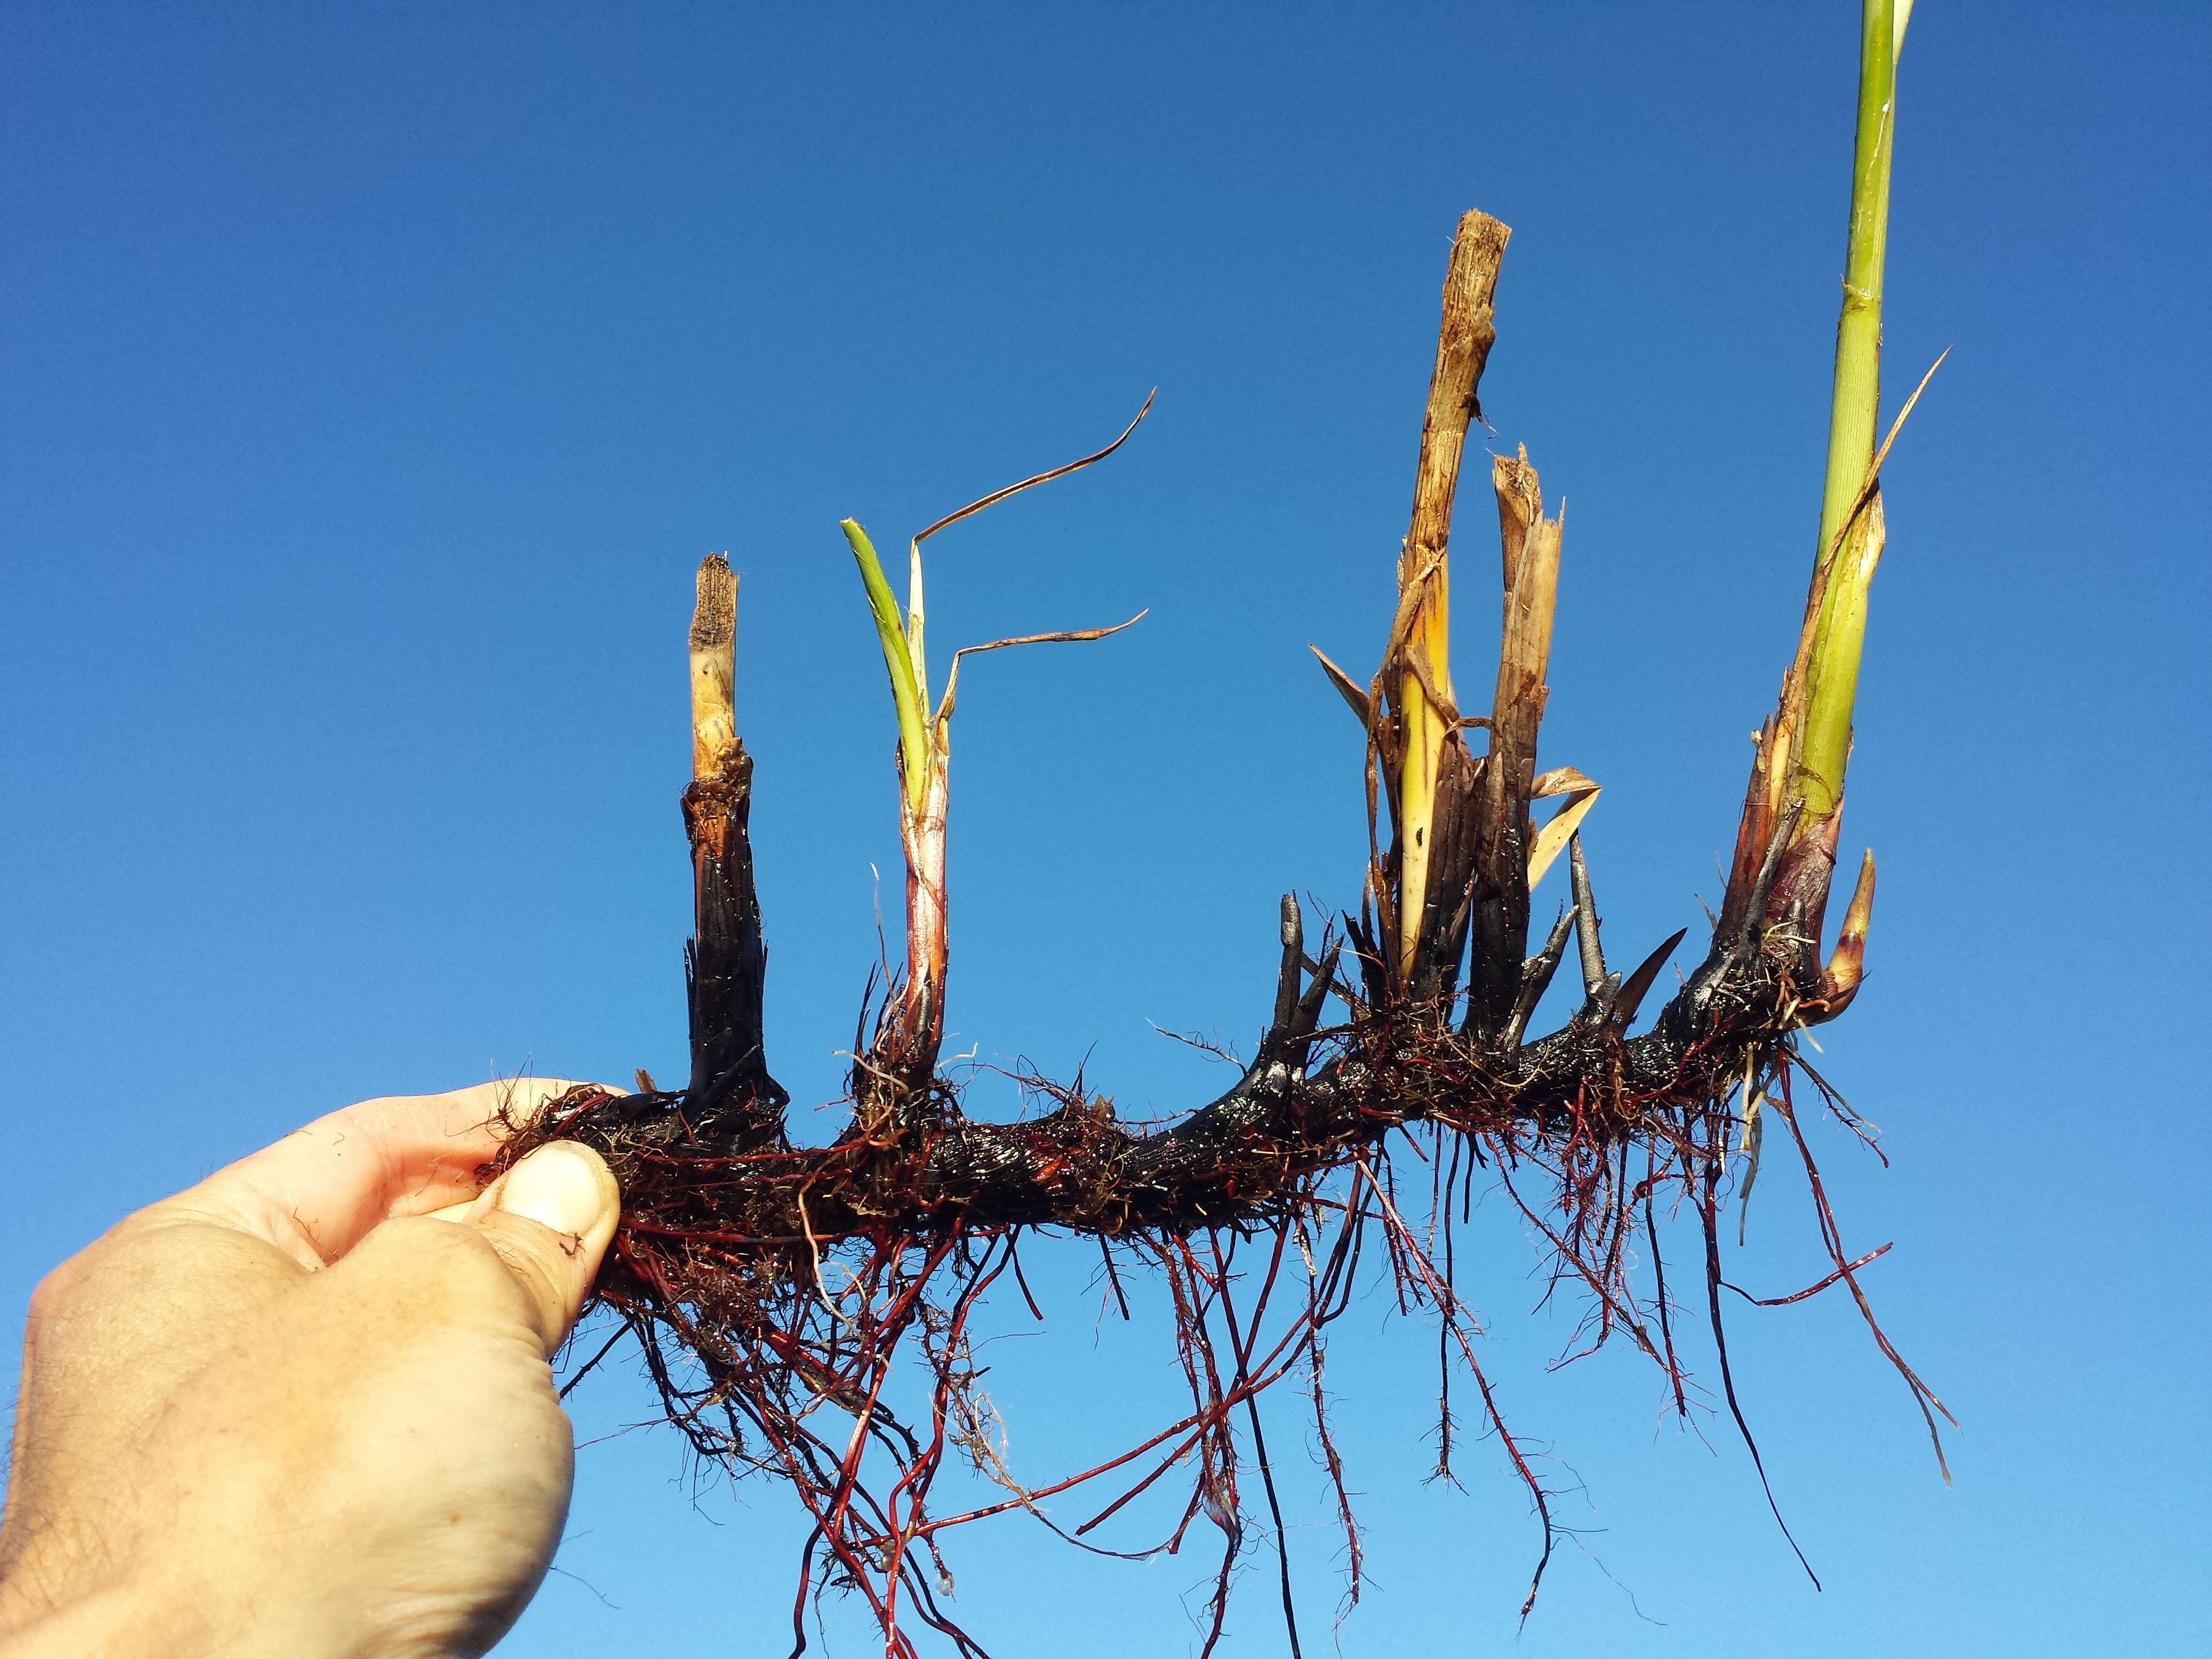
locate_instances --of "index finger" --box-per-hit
[153,1078,594,1270]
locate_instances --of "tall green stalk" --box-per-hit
[1796,0,1910,820]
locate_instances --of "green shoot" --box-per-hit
[841,518,933,811]
[1795,0,1912,820]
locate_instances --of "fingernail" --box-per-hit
[495,1143,611,1236]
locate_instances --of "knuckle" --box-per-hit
[358,1212,574,1346]
[350,1215,518,1312]
[25,1257,86,1326]
[477,1221,578,1343]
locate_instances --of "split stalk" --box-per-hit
[1385,210,1508,992]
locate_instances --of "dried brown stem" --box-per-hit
[1461,450,1564,1037]
[1378,210,1510,997]
[682,553,784,1141]
[690,554,738,781]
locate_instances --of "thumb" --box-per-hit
[466,1142,622,1355]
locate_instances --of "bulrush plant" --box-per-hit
[491,6,1947,1650]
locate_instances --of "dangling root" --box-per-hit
[492,881,1939,1655]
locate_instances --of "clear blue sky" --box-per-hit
[4,4,2207,1655]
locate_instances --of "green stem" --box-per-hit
[1796,0,1904,820]
[841,519,932,812]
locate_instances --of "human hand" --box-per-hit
[0,1081,621,1659]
